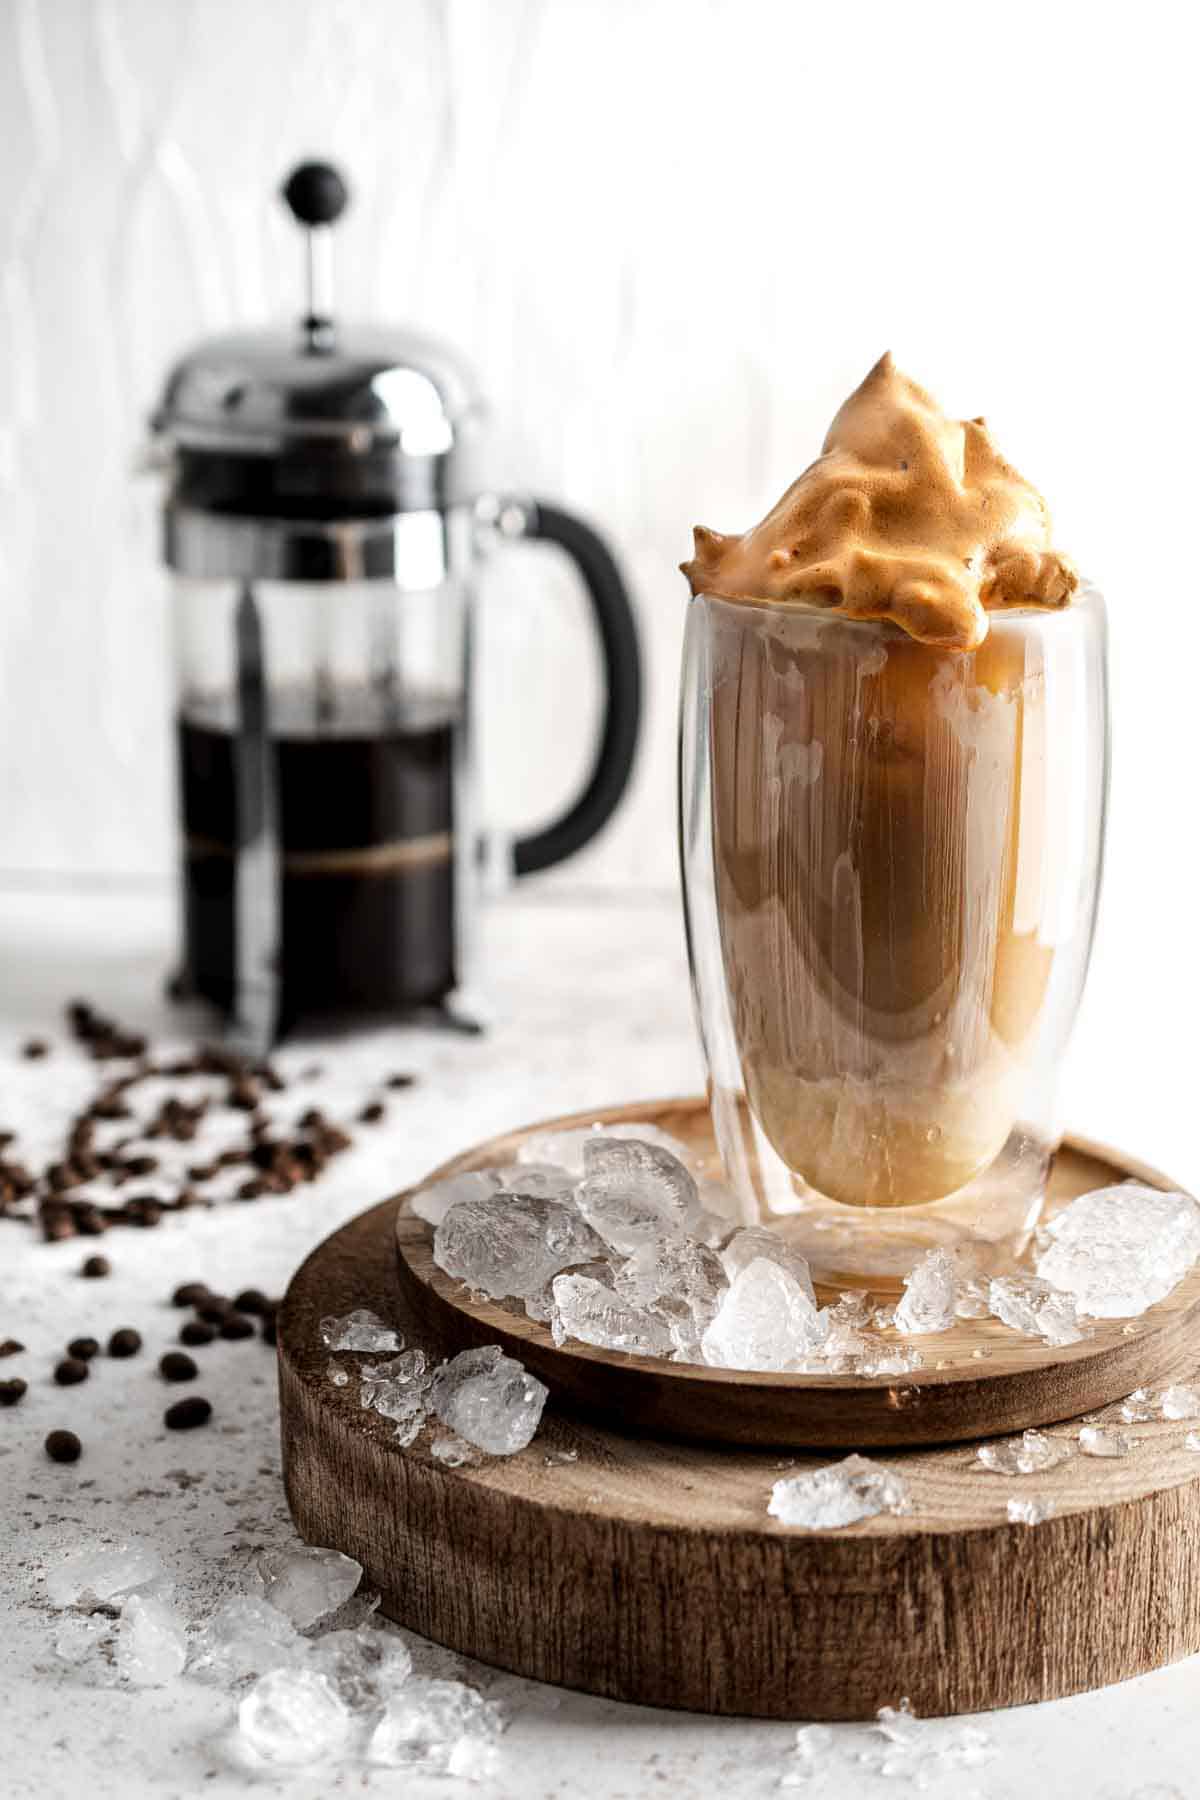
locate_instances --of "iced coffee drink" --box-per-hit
[679,356,1107,1216]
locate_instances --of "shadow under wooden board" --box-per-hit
[279,1190,1200,1720]
[393,1095,1200,1449]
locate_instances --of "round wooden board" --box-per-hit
[279,1194,1200,1719]
[393,1096,1200,1449]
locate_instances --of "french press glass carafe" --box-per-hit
[152,163,641,1049]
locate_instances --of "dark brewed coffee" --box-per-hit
[178,689,458,1021]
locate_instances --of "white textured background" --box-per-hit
[1,0,1198,963]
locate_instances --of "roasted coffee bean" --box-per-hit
[233,1288,269,1315]
[0,1338,25,1357]
[386,1072,416,1090]
[80,1254,111,1278]
[54,1357,89,1386]
[236,1178,267,1201]
[45,1429,82,1461]
[219,1314,255,1341]
[123,1197,163,1228]
[228,1078,260,1111]
[0,1378,27,1405]
[180,1320,216,1347]
[217,1147,246,1168]
[159,1351,198,1382]
[164,1396,211,1430]
[196,1298,233,1324]
[42,1211,76,1243]
[67,1337,100,1361]
[261,1312,278,1346]
[123,1155,158,1177]
[172,1282,211,1308]
[298,1107,326,1131]
[22,1039,49,1059]
[358,1102,385,1125]
[187,1164,217,1183]
[107,1328,142,1358]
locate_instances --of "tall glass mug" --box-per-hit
[679,588,1108,1283]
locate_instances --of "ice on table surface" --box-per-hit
[975,1429,1069,1475]
[116,1592,188,1687]
[54,1615,111,1665]
[866,1701,995,1778]
[1120,1388,1155,1423]
[1187,1432,1200,1452]
[894,1249,958,1335]
[326,1362,350,1387]
[430,1434,482,1467]
[46,1541,164,1608]
[719,1227,815,1306]
[257,1547,362,1630]
[780,1722,834,1786]
[1160,1383,1200,1420]
[516,1122,690,1178]
[238,1667,354,1766]
[318,1309,401,1354]
[308,1627,414,1710]
[428,1345,547,1455]
[701,1259,829,1371]
[988,1275,1087,1345]
[768,1454,909,1528]
[189,1595,307,1685]
[574,1137,700,1252]
[1079,1425,1136,1457]
[1036,1184,1200,1318]
[434,1193,604,1300]
[367,1676,504,1777]
[954,1278,991,1320]
[612,1235,727,1357]
[1007,1496,1054,1525]
[551,1273,674,1358]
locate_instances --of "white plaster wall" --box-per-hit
[1,0,1198,963]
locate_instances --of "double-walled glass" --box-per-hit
[679,589,1108,1280]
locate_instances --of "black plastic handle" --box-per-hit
[513,502,642,877]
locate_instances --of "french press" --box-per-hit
[152,162,641,1048]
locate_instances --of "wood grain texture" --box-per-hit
[279,1193,1200,1719]
[393,1096,1200,1449]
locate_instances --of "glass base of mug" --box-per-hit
[709,1083,1053,1291]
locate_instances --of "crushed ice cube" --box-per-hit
[1120,1388,1155,1423]
[988,1275,1087,1345]
[518,1121,690,1177]
[1036,1184,1200,1318]
[360,1349,432,1437]
[189,1594,306,1685]
[875,1698,921,1745]
[367,1677,504,1776]
[718,1227,815,1305]
[493,1161,578,1201]
[828,1290,873,1330]
[894,1249,959,1335]
[612,1235,727,1357]
[954,1278,991,1320]
[1079,1425,1135,1457]
[308,1626,413,1710]
[702,1259,829,1372]
[319,1310,401,1354]
[115,1592,187,1687]
[430,1434,482,1467]
[326,1362,350,1387]
[781,1722,834,1785]
[551,1273,674,1357]
[434,1193,603,1300]
[574,1137,699,1252]
[54,1615,111,1665]
[46,1542,163,1609]
[258,1547,362,1630]
[428,1345,547,1455]
[238,1667,354,1766]
[1160,1384,1200,1420]
[769,1455,909,1528]
[411,1168,505,1228]
[975,1430,1068,1475]
[1007,1496,1054,1525]
[1186,1432,1200,1452]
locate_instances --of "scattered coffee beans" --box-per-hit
[80,1255,111,1278]
[22,1039,49,1060]
[164,1396,211,1430]
[45,1429,81,1462]
[172,1282,211,1308]
[358,1101,386,1125]
[54,1357,89,1386]
[0,1378,27,1405]
[219,1315,255,1341]
[233,1288,269,1315]
[159,1351,198,1383]
[386,1072,416,1090]
[107,1327,142,1358]
[179,1320,216,1347]
[66,1337,100,1361]
[197,1298,233,1324]
[0,1338,24,1357]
